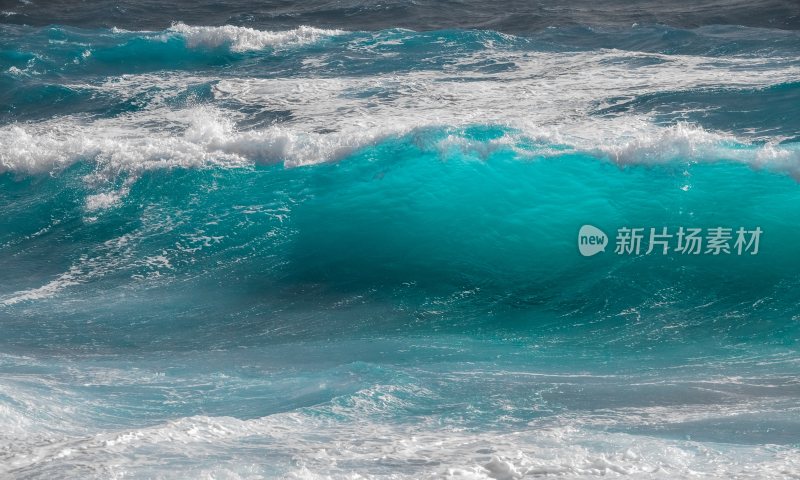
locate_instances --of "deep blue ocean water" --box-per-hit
[1,1,800,478]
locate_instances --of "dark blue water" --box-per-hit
[4,0,800,31]
[1,1,800,478]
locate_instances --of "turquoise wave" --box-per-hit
[2,130,798,349]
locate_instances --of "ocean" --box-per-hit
[1,0,800,478]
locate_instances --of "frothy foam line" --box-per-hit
[0,110,248,176]
[0,107,400,175]
[2,110,800,211]
[0,230,143,306]
[595,124,800,179]
[164,23,347,52]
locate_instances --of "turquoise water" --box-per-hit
[1,9,800,478]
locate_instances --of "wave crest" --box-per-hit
[2,107,800,213]
[165,23,346,52]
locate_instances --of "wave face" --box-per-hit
[2,3,800,478]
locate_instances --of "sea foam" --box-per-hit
[165,23,346,52]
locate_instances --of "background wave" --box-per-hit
[4,0,800,32]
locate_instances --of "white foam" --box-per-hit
[2,47,799,212]
[0,107,249,176]
[2,409,798,479]
[165,23,346,52]
[2,355,799,479]
[0,264,84,306]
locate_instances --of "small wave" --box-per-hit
[164,23,347,52]
[596,123,800,179]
